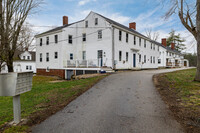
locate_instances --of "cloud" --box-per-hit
[78,0,96,6]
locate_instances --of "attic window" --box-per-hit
[85,21,88,28]
[95,18,98,25]
[27,56,30,60]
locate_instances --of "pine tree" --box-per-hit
[166,30,186,52]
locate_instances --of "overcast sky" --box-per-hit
[28,0,196,53]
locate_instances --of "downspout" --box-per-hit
[111,26,115,69]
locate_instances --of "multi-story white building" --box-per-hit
[35,11,188,79]
[1,50,36,73]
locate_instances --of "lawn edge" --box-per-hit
[1,74,109,133]
[153,69,200,133]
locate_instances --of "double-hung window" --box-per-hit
[55,35,58,43]
[40,53,42,62]
[40,38,42,46]
[82,33,86,42]
[46,53,49,62]
[95,18,98,25]
[98,30,102,39]
[70,53,73,60]
[126,33,128,43]
[119,51,122,61]
[119,31,122,41]
[46,37,49,45]
[55,52,58,59]
[68,35,72,44]
[126,52,128,61]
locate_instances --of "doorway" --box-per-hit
[97,50,103,67]
[133,54,136,67]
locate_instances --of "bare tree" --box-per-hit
[17,23,35,51]
[164,0,200,81]
[0,0,42,72]
[145,28,160,41]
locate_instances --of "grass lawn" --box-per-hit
[154,68,200,133]
[0,74,107,132]
[165,68,200,108]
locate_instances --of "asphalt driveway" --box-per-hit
[32,68,190,133]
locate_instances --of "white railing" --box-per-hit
[63,59,108,68]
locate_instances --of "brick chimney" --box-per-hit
[129,22,136,30]
[161,38,167,47]
[171,43,175,50]
[63,16,68,25]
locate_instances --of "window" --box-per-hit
[82,51,86,60]
[144,40,146,48]
[26,66,29,70]
[82,33,86,42]
[68,35,72,44]
[119,30,122,41]
[95,18,98,25]
[139,38,141,46]
[55,35,58,43]
[119,51,122,61]
[133,36,136,45]
[158,46,159,51]
[46,67,50,72]
[151,43,152,49]
[139,54,141,62]
[40,53,42,62]
[158,59,161,64]
[46,37,49,45]
[46,53,49,62]
[153,57,155,63]
[151,56,152,63]
[23,56,25,59]
[144,55,146,63]
[55,52,58,59]
[153,44,155,50]
[30,66,32,70]
[85,21,88,28]
[40,38,42,46]
[126,52,128,61]
[98,30,102,39]
[126,33,128,43]
[27,56,30,60]
[70,53,73,60]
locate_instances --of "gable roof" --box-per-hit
[35,20,84,37]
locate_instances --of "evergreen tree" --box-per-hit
[166,30,186,52]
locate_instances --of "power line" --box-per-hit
[34,27,110,46]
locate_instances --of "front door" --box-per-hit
[97,50,103,67]
[133,54,136,67]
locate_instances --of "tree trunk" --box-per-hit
[7,53,14,72]
[195,0,200,81]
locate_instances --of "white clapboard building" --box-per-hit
[1,50,36,73]
[35,11,188,79]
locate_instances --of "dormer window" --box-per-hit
[85,21,88,28]
[95,18,98,25]
[27,56,30,60]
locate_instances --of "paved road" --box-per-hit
[32,68,190,133]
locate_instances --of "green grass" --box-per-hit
[164,68,200,108]
[0,75,107,128]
